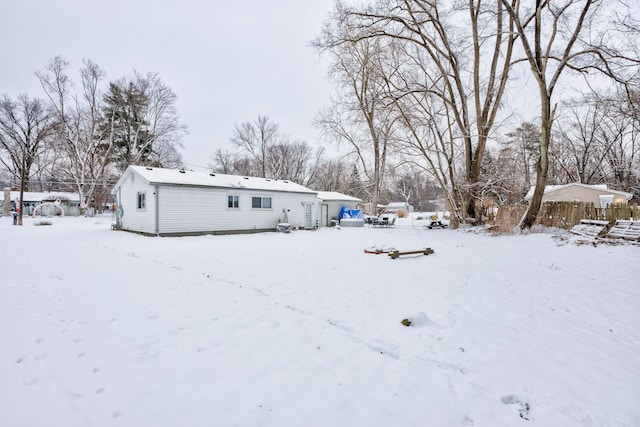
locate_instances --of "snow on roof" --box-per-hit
[524,183,632,200]
[316,191,362,202]
[118,166,317,195]
[386,201,413,208]
[9,191,80,202]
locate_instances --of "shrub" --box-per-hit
[396,209,408,218]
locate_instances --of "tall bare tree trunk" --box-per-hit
[520,98,552,229]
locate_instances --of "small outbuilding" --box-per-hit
[525,183,632,207]
[112,166,319,236]
[384,201,414,214]
[316,191,362,227]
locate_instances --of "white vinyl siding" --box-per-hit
[155,187,316,234]
[317,199,361,227]
[113,166,320,235]
[117,170,155,234]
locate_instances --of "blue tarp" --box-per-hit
[339,206,364,219]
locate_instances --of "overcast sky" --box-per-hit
[0,0,336,169]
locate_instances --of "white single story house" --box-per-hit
[384,201,414,213]
[316,191,362,227]
[525,183,633,207]
[2,189,81,216]
[112,166,319,236]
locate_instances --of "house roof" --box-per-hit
[386,201,413,208]
[114,166,317,195]
[316,191,362,202]
[524,183,633,201]
[9,191,80,202]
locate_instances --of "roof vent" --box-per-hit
[146,167,153,170]
[284,180,289,183]
[243,177,249,180]
[209,173,216,177]
[265,179,271,181]
[179,170,186,174]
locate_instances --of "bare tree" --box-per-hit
[0,94,54,224]
[230,116,279,178]
[0,95,53,190]
[314,32,396,219]
[224,116,324,185]
[307,157,360,194]
[390,80,466,223]
[599,88,640,194]
[320,0,517,223]
[501,0,640,229]
[387,166,416,209]
[37,56,115,213]
[210,149,256,177]
[550,98,614,184]
[265,139,322,186]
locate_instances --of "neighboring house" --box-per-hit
[356,202,387,216]
[111,166,319,236]
[2,190,81,216]
[384,201,414,213]
[525,183,633,207]
[316,191,362,227]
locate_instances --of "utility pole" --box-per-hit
[18,144,26,226]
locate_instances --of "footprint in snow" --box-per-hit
[23,378,39,387]
[501,394,531,421]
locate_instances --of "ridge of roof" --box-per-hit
[119,165,317,194]
[524,182,633,200]
[316,191,362,202]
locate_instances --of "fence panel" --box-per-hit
[495,202,639,230]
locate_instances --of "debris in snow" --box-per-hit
[501,395,531,421]
[364,245,396,254]
[401,312,436,328]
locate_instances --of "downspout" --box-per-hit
[155,185,160,236]
[117,187,122,228]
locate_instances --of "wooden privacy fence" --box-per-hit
[495,202,639,230]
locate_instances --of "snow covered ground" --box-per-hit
[1,214,638,426]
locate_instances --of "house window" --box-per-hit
[252,196,272,209]
[228,195,239,209]
[137,192,146,210]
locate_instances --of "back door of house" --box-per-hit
[320,204,328,227]
[305,203,313,228]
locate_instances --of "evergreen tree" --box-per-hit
[102,81,153,170]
